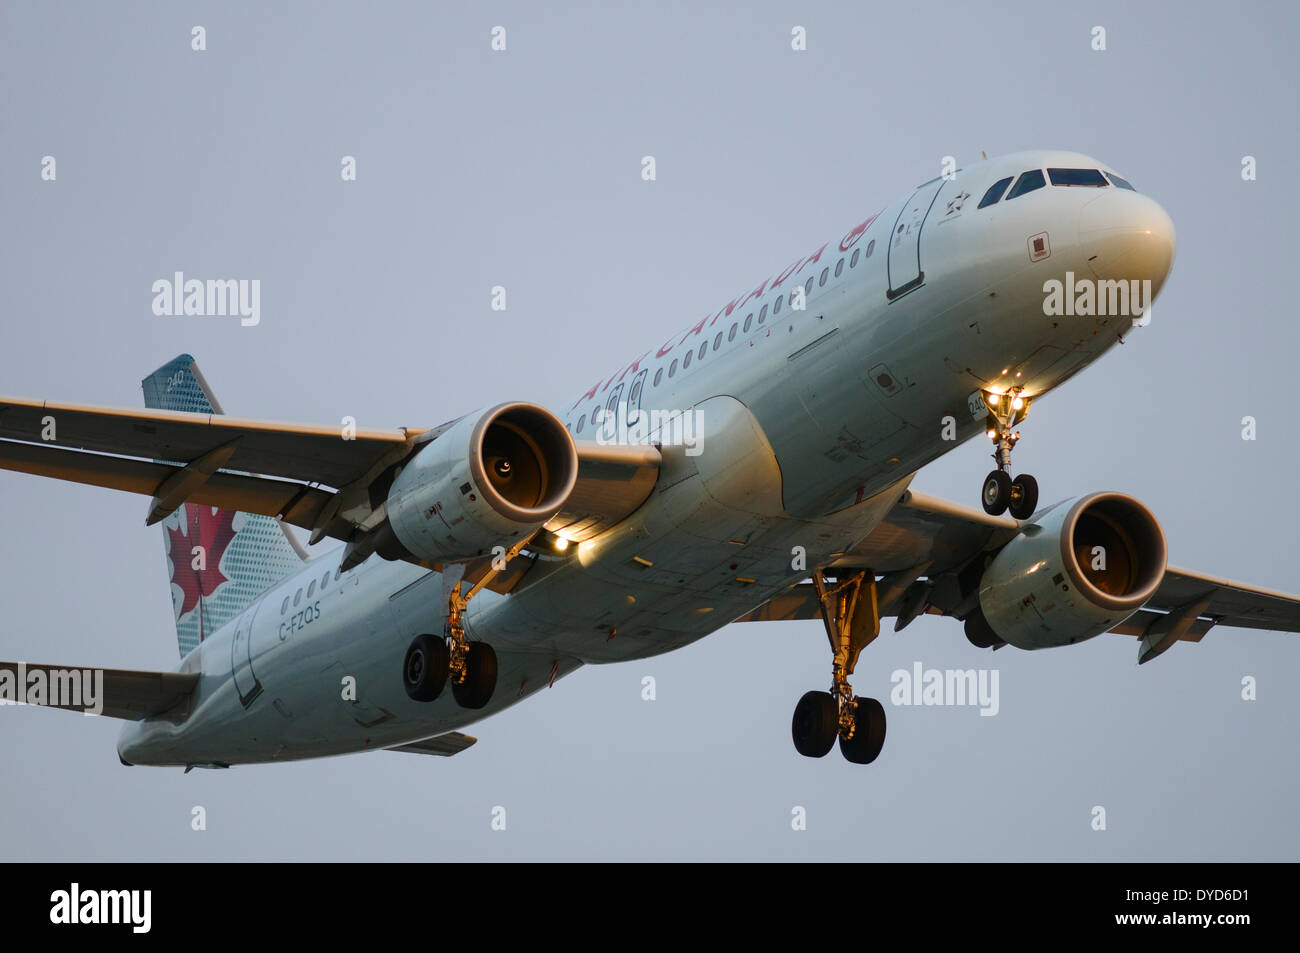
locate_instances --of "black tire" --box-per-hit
[451,641,499,710]
[981,470,1012,515]
[791,690,838,758]
[1008,474,1039,520]
[839,697,887,764]
[403,633,449,702]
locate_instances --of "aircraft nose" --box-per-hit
[1080,191,1176,294]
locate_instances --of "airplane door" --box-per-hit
[230,603,262,707]
[886,177,947,299]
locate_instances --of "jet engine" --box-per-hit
[386,402,578,564]
[969,492,1167,650]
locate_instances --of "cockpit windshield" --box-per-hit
[1047,168,1109,187]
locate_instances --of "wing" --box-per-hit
[734,489,1300,656]
[0,662,198,721]
[0,392,660,588]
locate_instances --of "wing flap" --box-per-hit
[0,438,333,529]
[1142,567,1300,633]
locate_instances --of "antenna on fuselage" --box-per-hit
[981,151,988,159]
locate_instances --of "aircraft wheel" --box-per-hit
[403,633,449,702]
[451,641,498,710]
[839,697,887,764]
[792,690,838,758]
[1008,474,1039,520]
[981,470,1012,515]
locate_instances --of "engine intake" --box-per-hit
[386,402,578,564]
[975,492,1167,650]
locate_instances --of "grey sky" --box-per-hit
[1,0,1297,860]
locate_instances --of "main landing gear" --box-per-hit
[791,570,887,765]
[402,538,535,710]
[978,388,1038,520]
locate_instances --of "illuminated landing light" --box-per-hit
[1011,397,1025,410]
[986,429,998,439]
[1001,368,1009,375]
[988,393,1001,406]
[554,537,570,552]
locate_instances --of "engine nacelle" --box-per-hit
[387,402,577,564]
[976,492,1167,650]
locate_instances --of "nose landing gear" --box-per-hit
[978,389,1038,519]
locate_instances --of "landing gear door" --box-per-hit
[887,177,947,299]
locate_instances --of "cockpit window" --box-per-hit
[1047,168,1109,187]
[1105,171,1136,191]
[1005,169,1046,200]
[978,177,1013,209]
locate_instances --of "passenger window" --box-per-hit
[1105,172,1136,191]
[293,588,302,607]
[697,341,707,360]
[804,277,814,297]
[713,332,723,350]
[819,267,829,287]
[759,304,768,324]
[322,571,330,590]
[744,313,753,332]
[334,567,342,581]
[1047,168,1109,187]
[850,248,860,268]
[978,176,1013,208]
[654,367,663,387]
[865,239,875,258]
[683,350,692,369]
[728,323,737,342]
[577,414,586,432]
[281,596,290,615]
[669,358,678,377]
[1005,169,1046,200]
[773,295,782,315]
[307,580,316,598]
[834,258,844,278]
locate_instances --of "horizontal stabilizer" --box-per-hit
[0,662,198,721]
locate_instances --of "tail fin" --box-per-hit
[143,355,307,658]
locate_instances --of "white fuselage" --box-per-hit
[118,150,1176,766]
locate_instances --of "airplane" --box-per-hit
[3,148,1299,770]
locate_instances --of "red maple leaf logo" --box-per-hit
[166,505,238,624]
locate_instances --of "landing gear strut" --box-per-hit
[978,388,1038,520]
[790,570,888,764]
[402,535,533,708]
